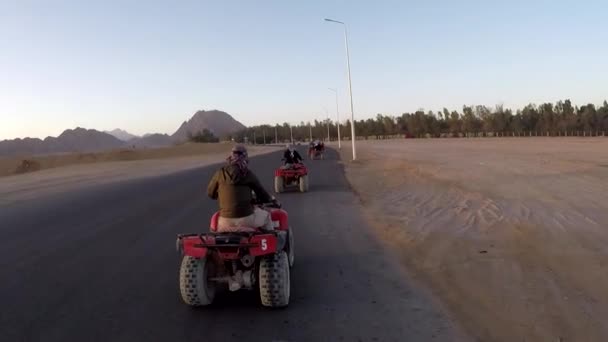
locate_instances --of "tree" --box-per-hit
[230,98,608,141]
[190,129,219,143]
[580,104,597,132]
[462,106,481,135]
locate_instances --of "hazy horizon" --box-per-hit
[2,0,607,140]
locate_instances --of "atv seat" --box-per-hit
[209,211,286,232]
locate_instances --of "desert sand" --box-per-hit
[340,138,608,341]
[0,142,243,178]
[0,145,280,206]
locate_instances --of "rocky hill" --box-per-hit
[105,128,139,141]
[0,128,125,157]
[1,109,246,156]
[171,110,246,142]
[127,134,174,148]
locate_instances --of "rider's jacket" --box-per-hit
[207,164,272,218]
[283,150,303,164]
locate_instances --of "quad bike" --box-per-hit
[274,162,309,193]
[176,199,295,308]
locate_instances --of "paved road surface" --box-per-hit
[0,148,460,342]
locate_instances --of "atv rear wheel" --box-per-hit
[298,175,308,192]
[179,256,215,306]
[274,176,284,193]
[259,251,290,307]
[287,227,295,268]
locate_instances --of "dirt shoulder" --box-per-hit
[0,145,280,206]
[0,143,245,178]
[338,138,608,341]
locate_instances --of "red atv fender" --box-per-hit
[274,164,308,177]
[177,233,279,259]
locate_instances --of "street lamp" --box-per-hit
[325,18,356,160]
[328,88,341,149]
[309,123,312,141]
[324,108,330,142]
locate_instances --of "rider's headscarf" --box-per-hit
[227,144,249,176]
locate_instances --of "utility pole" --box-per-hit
[328,87,341,149]
[325,108,330,142]
[325,18,357,160]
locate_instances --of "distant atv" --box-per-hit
[308,144,325,160]
[176,199,294,308]
[274,162,309,193]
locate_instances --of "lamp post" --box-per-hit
[325,108,330,142]
[309,123,312,141]
[325,18,356,160]
[328,87,341,149]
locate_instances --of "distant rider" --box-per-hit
[308,141,315,157]
[207,144,277,232]
[314,140,324,151]
[282,144,303,168]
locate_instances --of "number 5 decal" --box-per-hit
[261,239,268,251]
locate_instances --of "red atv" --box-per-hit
[274,162,309,193]
[176,200,295,308]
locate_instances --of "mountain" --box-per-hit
[0,128,125,157]
[171,110,246,142]
[127,133,174,148]
[105,128,139,141]
[1,109,246,156]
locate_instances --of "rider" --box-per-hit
[308,140,315,156]
[314,140,324,151]
[282,144,303,168]
[207,144,276,232]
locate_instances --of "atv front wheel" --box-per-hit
[298,175,309,192]
[274,176,284,193]
[259,251,290,307]
[179,256,216,306]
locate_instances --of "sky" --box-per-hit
[0,0,606,140]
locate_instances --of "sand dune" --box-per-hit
[340,138,608,341]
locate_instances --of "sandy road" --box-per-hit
[0,147,462,342]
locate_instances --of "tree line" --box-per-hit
[230,99,608,143]
[188,129,220,143]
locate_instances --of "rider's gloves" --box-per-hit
[271,197,280,207]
